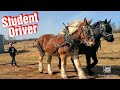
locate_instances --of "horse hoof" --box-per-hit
[62,77,68,79]
[62,75,68,79]
[87,70,94,76]
[59,67,61,69]
[75,71,78,74]
[58,65,61,69]
[79,76,86,79]
[49,73,53,75]
[40,71,43,73]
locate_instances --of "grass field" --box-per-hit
[0,33,120,79]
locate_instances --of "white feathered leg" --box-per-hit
[39,56,44,73]
[60,54,68,79]
[47,55,53,75]
[72,55,86,79]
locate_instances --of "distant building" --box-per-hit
[0,34,4,54]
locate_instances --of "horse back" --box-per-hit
[37,34,65,55]
[44,34,65,55]
[38,34,54,47]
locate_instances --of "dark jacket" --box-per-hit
[8,47,17,55]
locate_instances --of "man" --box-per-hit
[8,43,18,67]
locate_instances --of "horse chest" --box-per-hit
[58,45,79,57]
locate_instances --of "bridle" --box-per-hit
[77,24,94,46]
[99,22,113,39]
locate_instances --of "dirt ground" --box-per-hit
[0,59,120,79]
[0,33,120,79]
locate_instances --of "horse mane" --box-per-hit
[68,20,83,26]
[92,21,101,28]
[60,20,83,35]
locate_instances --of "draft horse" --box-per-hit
[58,19,114,75]
[37,18,95,79]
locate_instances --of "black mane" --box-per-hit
[92,21,101,28]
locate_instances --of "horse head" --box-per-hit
[72,18,95,47]
[92,19,114,42]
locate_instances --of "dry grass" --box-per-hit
[0,33,120,79]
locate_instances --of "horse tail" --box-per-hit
[37,39,45,54]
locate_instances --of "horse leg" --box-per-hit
[85,54,94,75]
[38,52,44,73]
[47,55,53,75]
[71,57,77,72]
[86,54,91,69]
[91,53,98,68]
[58,56,61,69]
[60,54,68,79]
[72,55,86,79]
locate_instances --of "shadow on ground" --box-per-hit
[17,50,30,54]
[0,63,11,66]
[98,56,120,60]
[21,63,38,66]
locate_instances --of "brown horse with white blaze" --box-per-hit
[37,18,95,79]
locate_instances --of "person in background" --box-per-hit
[8,43,18,67]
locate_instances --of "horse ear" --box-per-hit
[105,19,107,23]
[108,19,111,23]
[88,19,92,24]
[84,18,87,24]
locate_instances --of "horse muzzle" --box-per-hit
[105,34,114,42]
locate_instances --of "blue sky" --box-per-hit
[0,11,120,40]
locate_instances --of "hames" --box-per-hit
[9,24,38,37]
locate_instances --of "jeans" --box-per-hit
[10,54,17,66]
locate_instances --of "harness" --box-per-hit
[50,23,83,55]
[63,26,74,47]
